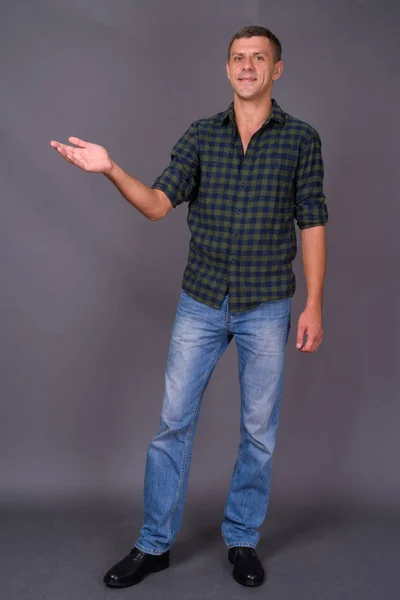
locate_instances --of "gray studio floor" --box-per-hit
[2,495,399,600]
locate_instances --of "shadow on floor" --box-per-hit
[257,504,347,561]
[158,502,349,564]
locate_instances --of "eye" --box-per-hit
[233,56,242,61]
[255,56,264,61]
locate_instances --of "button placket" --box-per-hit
[228,138,254,278]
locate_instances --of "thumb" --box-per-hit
[296,322,306,349]
[68,136,88,147]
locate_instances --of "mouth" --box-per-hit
[238,77,257,82]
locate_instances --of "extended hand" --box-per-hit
[296,306,323,353]
[50,137,113,174]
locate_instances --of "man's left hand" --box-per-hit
[296,306,323,353]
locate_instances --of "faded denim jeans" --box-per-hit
[135,288,291,555]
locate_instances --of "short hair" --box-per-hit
[227,25,282,63]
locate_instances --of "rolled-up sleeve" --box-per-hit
[294,131,328,229]
[151,122,199,208]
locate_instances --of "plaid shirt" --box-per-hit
[152,99,328,313]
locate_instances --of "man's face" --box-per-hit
[226,36,283,101]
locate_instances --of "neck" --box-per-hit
[233,95,273,130]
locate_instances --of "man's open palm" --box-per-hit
[50,137,112,174]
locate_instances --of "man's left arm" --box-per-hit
[294,130,328,353]
[296,225,326,352]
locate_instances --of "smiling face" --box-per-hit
[226,36,283,101]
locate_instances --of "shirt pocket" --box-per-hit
[259,152,296,196]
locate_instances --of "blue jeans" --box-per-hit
[135,289,291,555]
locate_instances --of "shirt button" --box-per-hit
[233,234,238,239]
[241,181,246,187]
[231,259,235,264]
[236,210,241,214]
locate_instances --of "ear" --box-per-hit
[225,61,230,79]
[272,60,284,82]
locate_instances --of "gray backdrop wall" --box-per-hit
[1,0,399,509]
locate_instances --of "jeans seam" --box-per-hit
[166,336,227,544]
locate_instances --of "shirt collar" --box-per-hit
[220,98,285,127]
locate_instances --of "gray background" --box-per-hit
[1,0,400,598]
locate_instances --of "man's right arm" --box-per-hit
[50,123,199,220]
[50,136,172,221]
[104,159,173,221]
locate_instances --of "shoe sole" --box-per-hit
[232,570,265,587]
[104,561,170,588]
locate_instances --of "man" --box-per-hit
[51,25,328,588]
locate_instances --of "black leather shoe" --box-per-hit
[228,546,265,587]
[103,547,170,588]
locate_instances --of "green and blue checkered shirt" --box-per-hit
[152,99,328,312]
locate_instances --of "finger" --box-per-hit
[311,334,323,353]
[56,146,71,159]
[51,141,70,153]
[313,339,323,353]
[65,151,81,166]
[300,342,312,353]
[56,146,80,166]
[301,335,316,353]
[50,140,68,150]
[296,324,306,349]
[68,136,88,147]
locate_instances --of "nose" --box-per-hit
[242,56,255,70]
